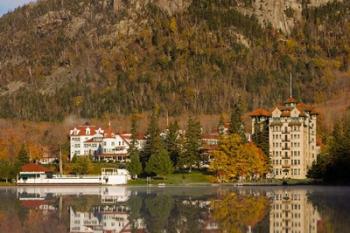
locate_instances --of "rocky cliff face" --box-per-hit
[113,0,192,15]
[238,0,341,34]
[113,0,339,33]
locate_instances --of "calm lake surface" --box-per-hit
[0,186,349,233]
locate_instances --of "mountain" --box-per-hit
[0,0,349,121]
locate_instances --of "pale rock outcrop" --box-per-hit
[36,10,71,34]
[238,0,342,34]
[113,0,192,15]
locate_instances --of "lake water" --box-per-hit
[0,186,349,233]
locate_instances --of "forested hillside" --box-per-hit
[0,0,349,121]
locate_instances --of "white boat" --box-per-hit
[17,164,130,186]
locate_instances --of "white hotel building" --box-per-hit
[250,97,319,179]
[69,123,145,162]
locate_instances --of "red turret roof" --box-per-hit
[104,123,115,139]
[285,97,297,103]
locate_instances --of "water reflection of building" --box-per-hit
[70,205,146,233]
[17,186,131,203]
[269,190,320,233]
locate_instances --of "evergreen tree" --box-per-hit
[17,144,29,166]
[229,102,246,141]
[145,147,174,176]
[127,151,142,178]
[127,115,142,178]
[252,121,269,157]
[218,114,225,135]
[179,117,202,171]
[308,112,350,183]
[129,114,138,148]
[165,121,180,167]
[141,111,162,168]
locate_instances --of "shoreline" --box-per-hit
[0,180,324,187]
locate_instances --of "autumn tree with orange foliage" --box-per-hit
[209,134,269,182]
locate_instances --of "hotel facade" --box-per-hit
[69,123,145,162]
[250,97,319,179]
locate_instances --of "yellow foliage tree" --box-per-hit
[169,17,177,33]
[27,143,43,161]
[209,134,269,182]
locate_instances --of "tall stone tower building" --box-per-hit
[250,97,319,179]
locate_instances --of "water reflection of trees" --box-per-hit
[144,195,174,233]
[2,187,350,233]
[308,188,350,233]
[212,192,269,233]
[0,190,66,233]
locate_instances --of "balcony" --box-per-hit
[282,156,290,160]
[282,147,290,150]
[282,130,289,134]
[282,164,291,169]
[282,138,290,142]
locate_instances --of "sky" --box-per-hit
[0,0,36,16]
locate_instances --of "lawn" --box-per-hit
[128,171,214,185]
[0,182,15,186]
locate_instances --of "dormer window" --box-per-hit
[86,128,90,135]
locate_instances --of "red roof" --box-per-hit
[285,97,297,103]
[249,108,271,117]
[21,164,50,173]
[104,125,115,139]
[296,103,319,115]
[71,124,102,136]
